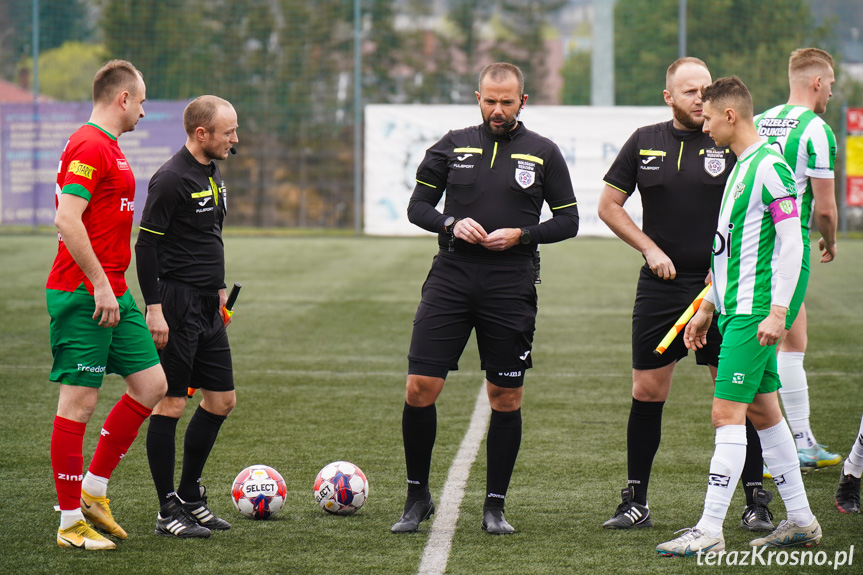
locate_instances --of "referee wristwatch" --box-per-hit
[519,227,532,244]
[444,216,459,235]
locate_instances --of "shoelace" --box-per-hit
[671,527,702,541]
[68,521,97,536]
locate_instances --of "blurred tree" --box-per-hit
[492,0,567,103]
[561,49,591,105]
[0,0,92,83]
[22,42,107,101]
[613,0,832,109]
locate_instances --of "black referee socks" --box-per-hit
[177,405,227,503]
[485,408,522,510]
[627,398,665,505]
[402,402,437,495]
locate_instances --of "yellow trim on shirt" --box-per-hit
[511,153,544,165]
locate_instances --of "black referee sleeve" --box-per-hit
[134,231,162,306]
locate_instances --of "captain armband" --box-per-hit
[767,197,798,224]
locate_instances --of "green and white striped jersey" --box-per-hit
[754,104,836,235]
[711,141,798,316]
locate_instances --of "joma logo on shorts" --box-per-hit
[77,364,106,373]
[498,371,522,378]
[732,373,745,385]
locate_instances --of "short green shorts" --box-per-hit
[786,242,811,329]
[714,314,781,404]
[47,285,160,387]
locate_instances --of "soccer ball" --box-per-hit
[314,461,369,515]
[231,465,287,519]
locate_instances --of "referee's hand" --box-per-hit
[454,217,487,245]
[644,246,676,280]
[145,304,169,349]
[481,227,522,251]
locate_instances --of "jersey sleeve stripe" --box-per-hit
[551,201,578,210]
[138,226,165,236]
[603,180,629,194]
[61,183,91,202]
[416,179,437,189]
[511,153,544,165]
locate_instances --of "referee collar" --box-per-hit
[180,145,217,176]
[668,120,704,141]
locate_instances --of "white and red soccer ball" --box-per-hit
[231,465,287,519]
[314,461,369,515]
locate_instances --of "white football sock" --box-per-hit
[843,414,863,478]
[696,424,747,538]
[759,420,814,525]
[60,509,85,530]
[777,351,816,450]
[81,472,109,498]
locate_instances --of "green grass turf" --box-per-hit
[0,234,860,574]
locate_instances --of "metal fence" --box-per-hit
[2,0,861,231]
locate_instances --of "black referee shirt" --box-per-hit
[407,122,579,262]
[137,146,227,304]
[603,120,735,272]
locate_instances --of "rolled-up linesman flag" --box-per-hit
[188,282,242,398]
[653,283,711,356]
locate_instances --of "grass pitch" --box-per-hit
[0,234,860,575]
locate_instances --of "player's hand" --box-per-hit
[683,308,712,350]
[454,217,487,245]
[480,227,521,251]
[756,307,787,347]
[145,304,169,349]
[818,237,837,263]
[92,282,120,328]
[644,246,676,280]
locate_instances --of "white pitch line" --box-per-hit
[417,383,490,575]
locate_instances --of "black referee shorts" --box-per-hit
[157,281,234,397]
[408,254,537,382]
[632,265,721,370]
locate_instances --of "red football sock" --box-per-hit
[88,394,152,479]
[52,416,86,511]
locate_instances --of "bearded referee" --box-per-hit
[598,58,774,532]
[135,95,238,538]
[391,62,579,535]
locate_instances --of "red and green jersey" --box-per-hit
[47,123,136,296]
